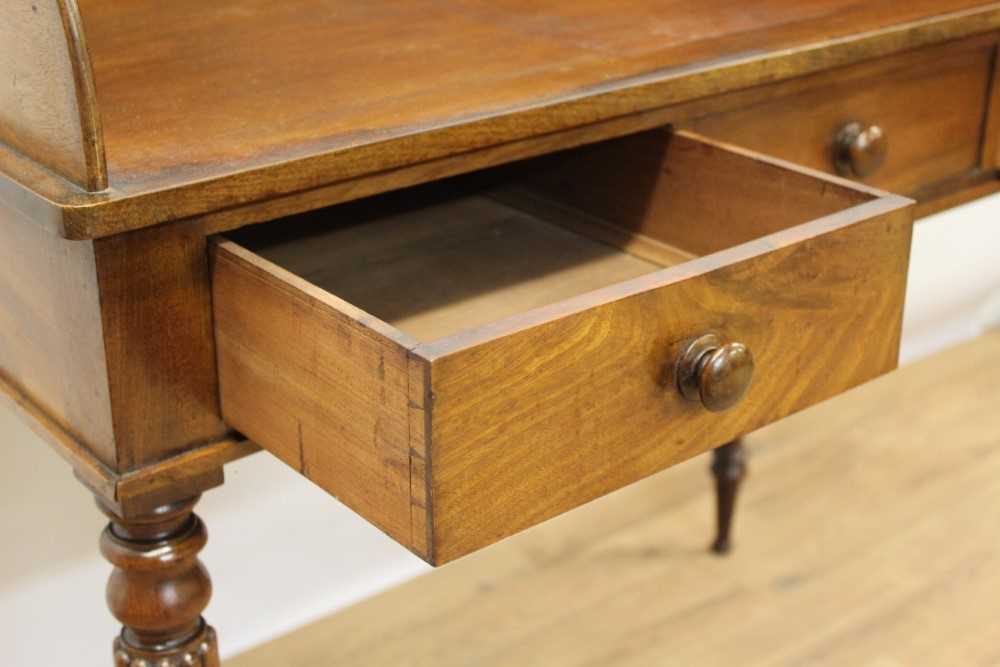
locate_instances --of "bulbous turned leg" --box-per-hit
[97,495,220,667]
[710,439,747,555]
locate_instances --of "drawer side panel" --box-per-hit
[212,242,425,556]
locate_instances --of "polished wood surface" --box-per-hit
[213,239,426,557]
[99,495,220,667]
[984,44,1000,170]
[0,363,256,515]
[0,3,991,663]
[0,198,116,465]
[501,129,874,257]
[92,221,229,469]
[213,131,912,564]
[419,185,910,561]
[112,438,256,510]
[215,193,668,560]
[0,0,106,190]
[686,37,994,195]
[0,203,243,517]
[232,331,1000,667]
[78,0,993,192]
[914,175,1000,217]
[233,194,664,343]
[1,1,996,238]
[0,209,230,477]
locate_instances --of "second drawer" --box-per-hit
[685,37,996,197]
[211,130,913,565]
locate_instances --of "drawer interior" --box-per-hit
[215,128,910,564]
[227,128,877,345]
[229,191,666,343]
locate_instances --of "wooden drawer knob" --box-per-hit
[676,333,754,412]
[834,121,887,179]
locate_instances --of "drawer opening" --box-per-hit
[225,128,879,345]
[213,128,912,565]
[227,186,677,344]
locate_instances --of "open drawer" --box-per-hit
[211,130,914,565]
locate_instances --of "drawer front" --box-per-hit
[212,131,913,565]
[422,208,910,563]
[685,38,996,196]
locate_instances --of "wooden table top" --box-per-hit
[4,0,1000,238]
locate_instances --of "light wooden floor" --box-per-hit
[233,331,1000,667]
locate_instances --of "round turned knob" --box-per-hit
[675,333,754,412]
[833,121,887,179]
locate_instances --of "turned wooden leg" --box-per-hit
[710,439,747,555]
[98,495,220,667]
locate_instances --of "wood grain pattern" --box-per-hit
[0,0,106,190]
[213,132,914,564]
[5,1,998,238]
[230,194,664,343]
[499,130,875,257]
[983,44,1000,169]
[113,437,256,511]
[0,208,240,514]
[914,174,1000,217]
[212,241,427,558]
[686,37,995,195]
[0,365,116,499]
[0,203,232,503]
[231,330,1000,667]
[0,197,116,465]
[421,199,912,564]
[408,357,434,560]
[100,496,220,667]
[77,0,999,193]
[92,221,229,469]
[0,362,255,516]
[487,189,697,268]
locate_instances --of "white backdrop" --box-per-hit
[2,194,999,666]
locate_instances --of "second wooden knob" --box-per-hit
[833,121,887,179]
